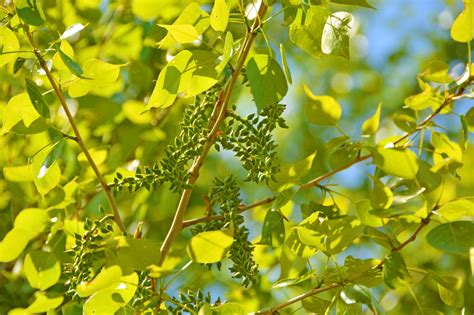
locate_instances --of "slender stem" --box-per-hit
[182,197,275,228]
[158,3,268,266]
[22,25,126,232]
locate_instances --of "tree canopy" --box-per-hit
[0,0,474,314]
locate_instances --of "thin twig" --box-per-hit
[22,24,126,232]
[158,3,269,266]
[182,197,276,228]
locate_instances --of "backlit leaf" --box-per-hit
[304,85,341,125]
[246,54,288,111]
[372,147,419,179]
[0,26,20,67]
[77,266,122,297]
[187,230,234,263]
[26,292,63,313]
[451,0,474,42]
[24,251,61,290]
[383,252,410,288]
[362,103,381,135]
[210,0,229,32]
[437,199,474,221]
[158,24,199,43]
[370,176,393,209]
[321,11,354,58]
[260,209,285,247]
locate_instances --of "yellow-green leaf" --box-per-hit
[14,208,50,237]
[210,0,229,32]
[26,292,63,313]
[77,266,122,297]
[362,103,381,135]
[2,93,41,133]
[83,272,138,315]
[0,229,31,263]
[0,26,20,67]
[3,164,35,182]
[158,24,199,43]
[24,251,61,290]
[34,162,61,196]
[187,230,234,263]
[304,85,342,125]
[437,199,474,221]
[68,59,121,98]
[372,147,419,179]
[451,0,474,43]
[369,176,393,209]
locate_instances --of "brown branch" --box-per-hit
[182,197,275,228]
[22,25,126,232]
[158,3,269,266]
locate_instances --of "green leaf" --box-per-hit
[77,266,122,297]
[25,79,50,118]
[216,32,233,73]
[451,1,474,43]
[270,152,316,191]
[321,11,354,59]
[466,106,474,132]
[83,272,138,315]
[355,199,383,227]
[26,292,63,313]
[41,140,65,171]
[187,230,234,263]
[343,284,372,305]
[35,161,61,196]
[301,296,331,313]
[210,0,229,32]
[437,276,463,307]
[260,209,285,247]
[147,50,219,109]
[13,57,26,74]
[289,6,330,58]
[393,112,417,133]
[273,269,314,288]
[158,2,210,48]
[369,176,393,209]
[57,48,84,77]
[246,54,288,111]
[437,199,474,221]
[330,0,375,9]
[212,303,246,315]
[383,252,410,289]
[24,251,61,290]
[16,0,45,26]
[158,24,199,43]
[3,164,35,182]
[304,85,342,125]
[372,147,419,179]
[431,132,463,173]
[110,237,162,271]
[427,221,474,255]
[0,26,20,67]
[362,103,381,135]
[280,44,292,84]
[404,84,444,111]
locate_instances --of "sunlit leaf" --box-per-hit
[24,251,61,290]
[369,176,393,209]
[362,103,381,135]
[246,54,288,111]
[26,292,63,313]
[60,23,86,40]
[187,230,234,263]
[158,24,199,43]
[210,0,229,32]
[77,266,122,297]
[451,0,474,43]
[304,85,342,125]
[0,26,20,67]
[372,147,419,179]
[321,11,354,59]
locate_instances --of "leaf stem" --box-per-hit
[22,24,126,232]
[158,3,269,266]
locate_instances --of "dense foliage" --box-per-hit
[0,0,473,314]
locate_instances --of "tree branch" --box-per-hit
[22,25,126,232]
[182,78,471,228]
[158,3,269,266]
